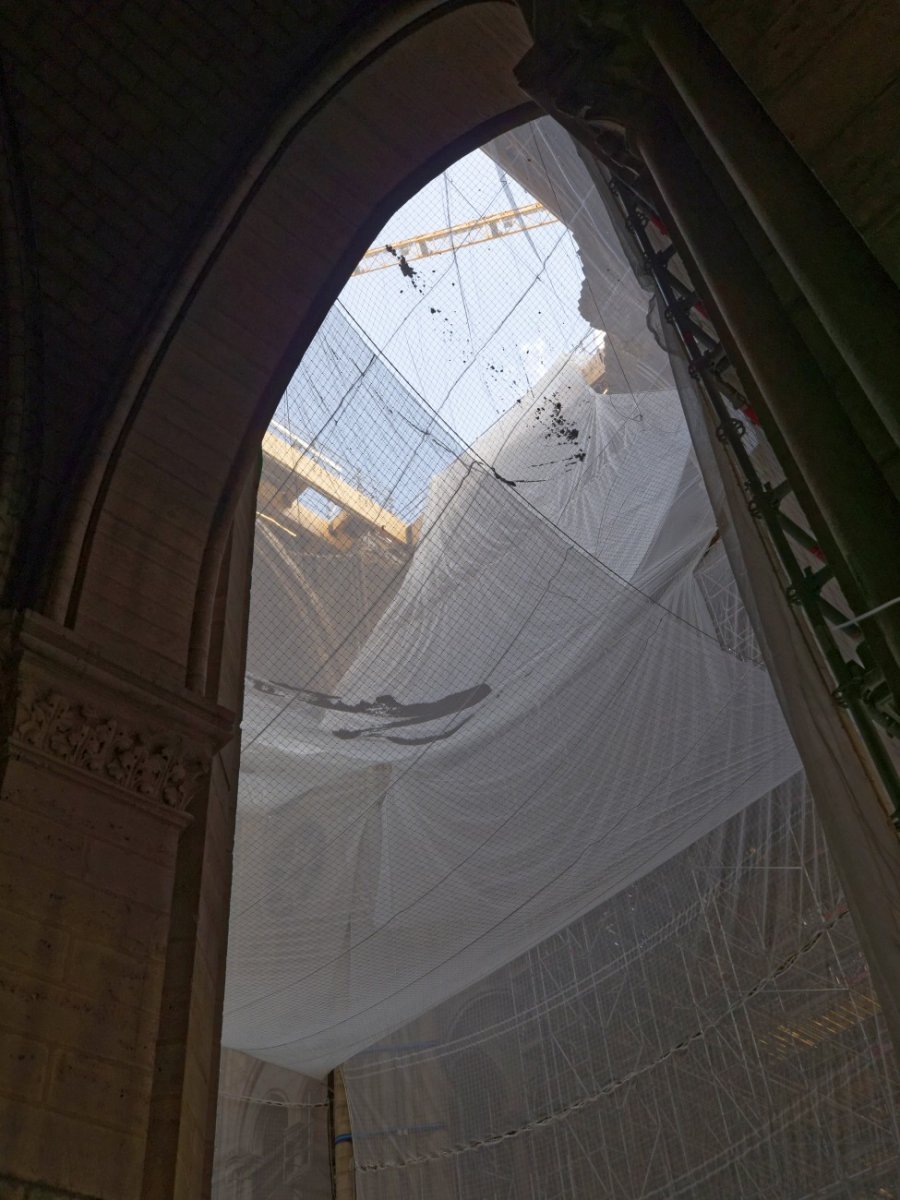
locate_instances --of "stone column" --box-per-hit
[141,468,256,1200]
[634,111,900,705]
[0,610,233,1200]
[640,0,900,452]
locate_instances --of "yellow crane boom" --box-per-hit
[352,201,558,276]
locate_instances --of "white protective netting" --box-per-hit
[212,1048,330,1199]
[344,772,900,1199]
[222,118,799,1078]
[215,115,898,1196]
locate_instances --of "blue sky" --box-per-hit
[271,140,593,518]
[335,145,591,446]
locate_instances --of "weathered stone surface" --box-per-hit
[0,611,235,1196]
[0,2,898,1197]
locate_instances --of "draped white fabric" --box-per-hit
[215,115,898,1200]
[223,350,797,1075]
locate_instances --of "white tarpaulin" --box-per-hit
[223,348,798,1076]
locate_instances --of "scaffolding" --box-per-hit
[213,118,899,1200]
[606,174,900,824]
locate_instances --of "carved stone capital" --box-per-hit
[1,610,235,821]
[513,0,663,167]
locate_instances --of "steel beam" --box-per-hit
[635,113,900,709]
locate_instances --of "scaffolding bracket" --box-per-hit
[607,170,900,828]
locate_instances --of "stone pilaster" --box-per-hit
[0,610,233,1200]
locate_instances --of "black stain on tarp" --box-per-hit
[250,677,491,743]
[327,684,489,741]
[340,710,481,745]
[382,712,480,745]
[302,682,489,719]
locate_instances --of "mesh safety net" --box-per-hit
[345,772,899,1199]
[213,118,898,1197]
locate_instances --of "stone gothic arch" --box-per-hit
[2,2,899,1197]
[1,5,536,1195]
[45,1,534,693]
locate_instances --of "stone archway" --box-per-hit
[3,3,900,1197]
[0,6,539,1198]
[48,1,534,696]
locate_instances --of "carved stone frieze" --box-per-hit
[1,611,235,816]
[11,686,207,810]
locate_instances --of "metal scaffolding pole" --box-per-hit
[634,113,900,727]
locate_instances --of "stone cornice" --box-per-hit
[1,610,235,819]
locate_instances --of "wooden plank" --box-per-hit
[261,431,409,544]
